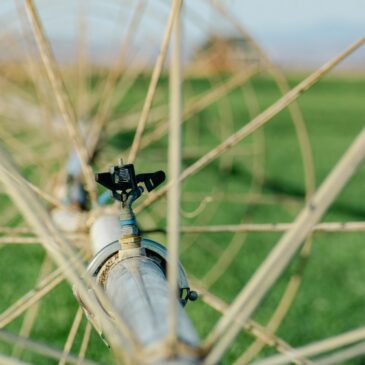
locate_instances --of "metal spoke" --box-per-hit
[58,308,84,365]
[87,0,147,157]
[0,268,64,328]
[136,37,365,214]
[23,0,98,205]
[0,330,99,365]
[166,0,183,348]
[249,327,365,365]
[204,119,365,364]
[178,221,365,233]
[191,278,312,365]
[128,0,182,163]
[140,66,260,151]
[0,146,137,361]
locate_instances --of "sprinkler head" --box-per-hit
[95,163,165,204]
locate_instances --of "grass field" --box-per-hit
[0,72,365,364]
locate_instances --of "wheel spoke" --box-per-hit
[140,66,260,151]
[137,37,364,215]
[0,268,64,328]
[87,0,147,157]
[204,117,365,364]
[128,0,182,163]
[209,0,316,199]
[178,221,365,233]
[166,0,183,348]
[77,322,93,364]
[0,330,100,365]
[23,0,98,205]
[59,308,84,365]
[191,278,312,365]
[0,146,137,359]
[250,328,365,365]
[11,255,54,358]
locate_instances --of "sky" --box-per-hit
[187,0,365,68]
[1,0,365,70]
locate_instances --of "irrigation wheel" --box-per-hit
[0,1,365,364]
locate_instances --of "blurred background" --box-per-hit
[2,0,365,69]
[0,1,365,364]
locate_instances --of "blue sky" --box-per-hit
[2,0,365,69]
[186,0,365,68]
[230,0,365,30]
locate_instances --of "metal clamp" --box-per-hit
[86,238,197,306]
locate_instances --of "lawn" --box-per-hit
[0,71,365,364]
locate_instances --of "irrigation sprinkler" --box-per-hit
[76,161,200,364]
[2,1,365,364]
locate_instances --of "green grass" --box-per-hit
[1,72,365,364]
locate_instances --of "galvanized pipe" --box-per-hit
[54,151,199,363]
[89,214,120,253]
[102,252,200,364]
[88,209,200,364]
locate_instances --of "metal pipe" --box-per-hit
[88,213,200,364]
[89,214,120,253]
[102,253,200,363]
[84,162,200,364]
